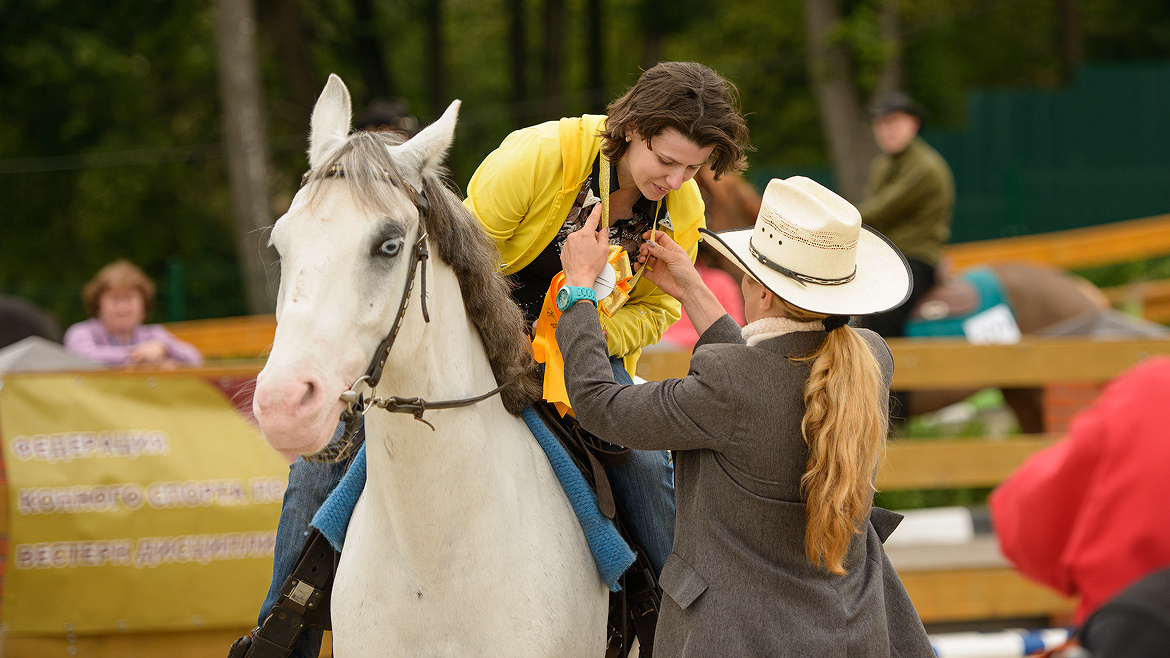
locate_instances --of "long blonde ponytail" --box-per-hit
[783,300,888,575]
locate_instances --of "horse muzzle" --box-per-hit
[253,368,346,459]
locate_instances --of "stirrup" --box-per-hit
[605,524,660,658]
[226,528,337,657]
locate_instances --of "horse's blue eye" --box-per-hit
[378,239,402,257]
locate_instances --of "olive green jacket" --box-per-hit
[859,137,955,266]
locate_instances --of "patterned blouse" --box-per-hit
[509,154,671,324]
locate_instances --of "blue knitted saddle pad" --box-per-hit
[905,266,1014,338]
[310,407,635,592]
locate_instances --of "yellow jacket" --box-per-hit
[464,114,705,375]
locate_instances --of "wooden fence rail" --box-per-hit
[1103,277,1170,323]
[878,435,1076,625]
[877,435,1058,491]
[163,214,1170,362]
[637,336,1170,390]
[166,314,276,361]
[942,213,1170,271]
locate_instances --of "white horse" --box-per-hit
[252,74,609,656]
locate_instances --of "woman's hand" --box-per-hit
[560,203,611,288]
[638,231,729,336]
[128,340,169,365]
[636,230,702,302]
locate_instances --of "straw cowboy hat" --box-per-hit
[701,176,911,316]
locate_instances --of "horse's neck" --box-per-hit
[359,264,528,563]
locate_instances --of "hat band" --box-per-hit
[748,239,856,288]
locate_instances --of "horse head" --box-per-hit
[254,75,539,461]
[253,74,461,459]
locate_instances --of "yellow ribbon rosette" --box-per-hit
[530,271,573,415]
[531,249,637,416]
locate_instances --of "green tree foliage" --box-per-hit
[2,0,1169,325]
[0,0,241,324]
[1080,0,1170,59]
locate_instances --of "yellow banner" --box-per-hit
[0,373,289,634]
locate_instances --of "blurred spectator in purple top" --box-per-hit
[64,259,203,368]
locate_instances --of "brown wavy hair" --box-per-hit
[600,61,752,179]
[781,298,888,575]
[81,259,156,318]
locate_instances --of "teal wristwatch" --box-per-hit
[556,285,597,311]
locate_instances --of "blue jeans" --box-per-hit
[257,357,675,657]
[604,356,675,576]
[256,422,353,657]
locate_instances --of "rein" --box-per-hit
[297,164,528,464]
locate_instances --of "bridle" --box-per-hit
[296,164,531,463]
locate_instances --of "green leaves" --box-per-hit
[825,0,898,95]
[3,0,1170,325]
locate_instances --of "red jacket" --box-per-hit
[990,356,1170,624]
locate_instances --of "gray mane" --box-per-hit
[304,131,541,413]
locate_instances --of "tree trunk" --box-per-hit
[352,0,394,100]
[541,0,565,120]
[425,0,445,118]
[637,0,690,76]
[801,0,878,202]
[584,0,605,114]
[213,0,277,314]
[256,0,318,129]
[873,0,902,101]
[1057,0,1081,84]
[640,32,662,73]
[508,0,529,127]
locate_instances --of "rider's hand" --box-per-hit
[560,204,610,289]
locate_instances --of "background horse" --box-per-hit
[693,173,1113,433]
[0,293,62,349]
[903,260,1109,433]
[251,75,608,656]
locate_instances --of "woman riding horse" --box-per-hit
[252,62,751,657]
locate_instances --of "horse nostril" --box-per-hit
[299,380,318,408]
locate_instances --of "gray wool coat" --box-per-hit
[557,306,935,658]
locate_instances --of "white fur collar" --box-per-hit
[741,317,825,347]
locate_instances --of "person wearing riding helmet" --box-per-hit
[243,61,751,658]
[556,176,933,656]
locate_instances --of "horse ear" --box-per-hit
[388,100,460,188]
[308,74,353,169]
